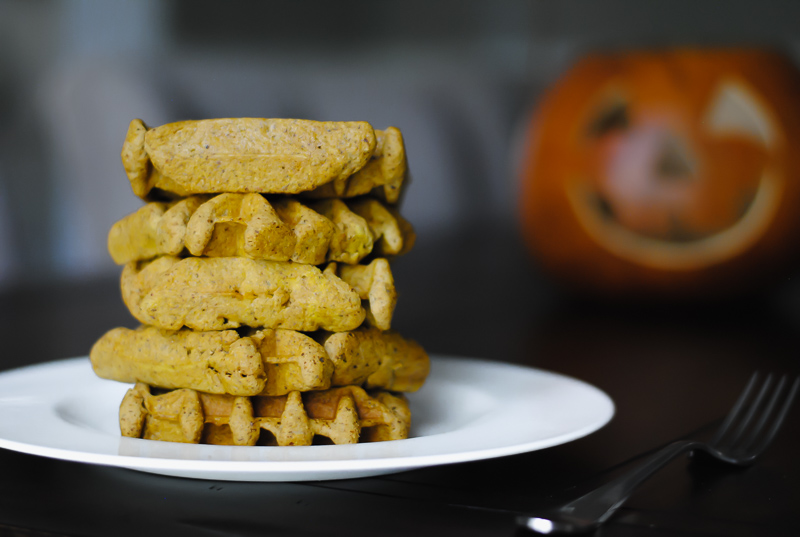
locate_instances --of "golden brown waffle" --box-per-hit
[316,327,430,393]
[324,259,396,331]
[122,119,406,202]
[120,256,396,332]
[299,127,407,204]
[120,382,411,446]
[348,198,416,257]
[123,118,375,198]
[91,325,429,396]
[107,194,415,266]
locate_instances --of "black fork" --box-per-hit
[518,372,800,534]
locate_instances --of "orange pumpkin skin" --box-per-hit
[519,49,800,298]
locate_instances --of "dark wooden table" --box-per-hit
[0,224,798,537]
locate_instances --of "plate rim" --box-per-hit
[0,355,615,480]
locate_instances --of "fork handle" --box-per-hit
[521,439,704,533]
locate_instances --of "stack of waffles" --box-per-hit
[90,118,430,446]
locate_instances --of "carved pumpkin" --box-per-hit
[519,49,800,297]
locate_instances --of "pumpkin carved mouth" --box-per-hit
[568,171,781,271]
[567,79,782,271]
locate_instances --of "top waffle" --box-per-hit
[122,118,407,202]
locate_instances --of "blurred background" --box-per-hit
[1,0,799,285]
[2,0,800,372]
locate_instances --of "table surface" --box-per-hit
[1,224,799,537]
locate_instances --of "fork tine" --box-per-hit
[710,371,760,448]
[737,375,787,454]
[748,376,800,457]
[723,373,774,452]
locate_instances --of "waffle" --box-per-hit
[299,126,407,204]
[122,119,406,202]
[316,327,429,392]
[124,118,375,198]
[91,325,429,396]
[120,256,396,332]
[348,198,416,257]
[99,115,425,449]
[324,259,396,331]
[107,194,414,265]
[120,382,411,446]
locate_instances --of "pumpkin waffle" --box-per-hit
[299,126,407,203]
[91,325,429,396]
[120,382,411,445]
[316,327,429,393]
[122,119,406,203]
[120,256,396,332]
[108,194,415,265]
[94,115,425,449]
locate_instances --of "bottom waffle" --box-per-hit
[120,382,411,446]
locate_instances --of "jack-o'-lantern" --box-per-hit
[519,49,800,298]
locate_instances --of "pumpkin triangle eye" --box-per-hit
[587,100,629,137]
[704,80,774,147]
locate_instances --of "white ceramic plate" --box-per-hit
[0,356,613,482]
